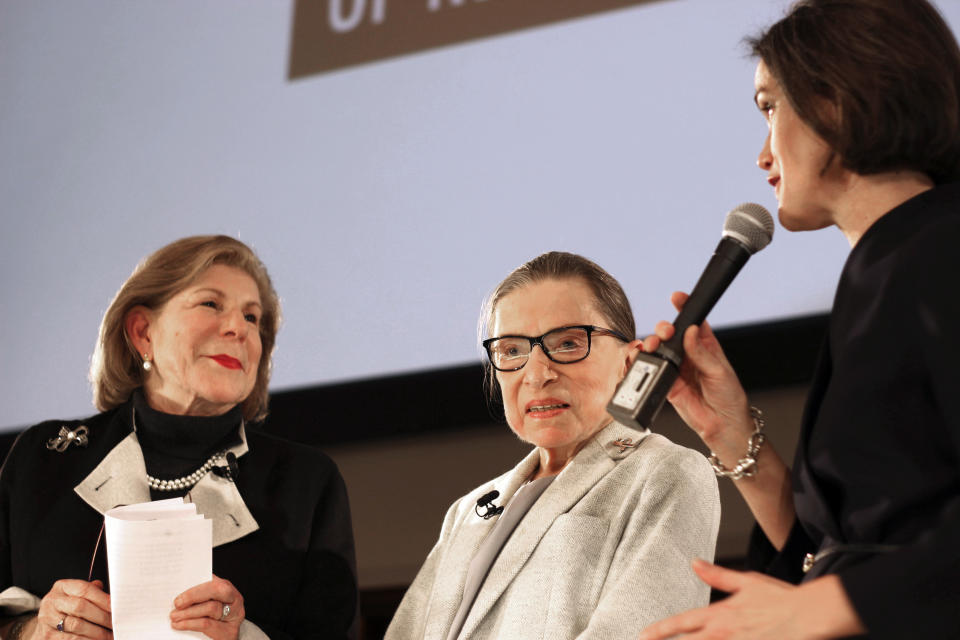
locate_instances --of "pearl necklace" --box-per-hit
[146,450,227,491]
[132,406,237,492]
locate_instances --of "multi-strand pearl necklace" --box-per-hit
[146,450,227,491]
[132,406,236,492]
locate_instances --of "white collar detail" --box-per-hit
[73,424,259,547]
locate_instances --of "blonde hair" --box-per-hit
[90,235,281,422]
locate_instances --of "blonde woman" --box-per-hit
[0,236,356,640]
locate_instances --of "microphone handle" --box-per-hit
[659,237,751,366]
[607,237,753,430]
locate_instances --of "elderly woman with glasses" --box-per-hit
[386,251,720,640]
[0,236,356,640]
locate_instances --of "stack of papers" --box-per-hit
[105,498,212,639]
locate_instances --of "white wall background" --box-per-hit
[3,0,956,432]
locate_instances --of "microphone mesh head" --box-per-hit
[723,202,774,254]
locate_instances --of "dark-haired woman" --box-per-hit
[639,1,960,638]
[0,236,357,640]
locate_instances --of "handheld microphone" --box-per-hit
[607,203,774,430]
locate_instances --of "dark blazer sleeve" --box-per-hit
[745,521,812,585]
[836,215,960,638]
[0,412,131,608]
[231,436,359,640]
[0,432,21,600]
[287,462,358,639]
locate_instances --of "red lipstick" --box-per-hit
[209,355,242,370]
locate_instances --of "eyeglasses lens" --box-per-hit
[488,327,590,370]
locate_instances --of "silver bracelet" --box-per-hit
[708,406,766,480]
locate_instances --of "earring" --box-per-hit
[142,354,153,371]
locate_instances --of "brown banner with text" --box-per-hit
[289,0,667,79]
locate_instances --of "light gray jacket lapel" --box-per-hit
[459,422,649,638]
[73,426,259,547]
[422,448,541,639]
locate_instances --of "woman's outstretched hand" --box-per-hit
[637,560,864,640]
[644,291,753,450]
[170,574,245,640]
[27,579,112,639]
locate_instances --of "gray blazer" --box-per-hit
[386,422,721,639]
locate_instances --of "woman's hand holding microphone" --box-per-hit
[644,291,756,456]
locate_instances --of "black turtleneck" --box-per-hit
[132,389,242,497]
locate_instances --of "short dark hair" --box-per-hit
[748,0,960,184]
[479,251,636,408]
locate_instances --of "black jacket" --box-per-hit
[0,401,358,639]
[751,182,960,638]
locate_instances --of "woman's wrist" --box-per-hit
[700,407,759,465]
[796,575,866,639]
[707,406,766,480]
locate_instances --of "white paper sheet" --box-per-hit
[105,498,212,639]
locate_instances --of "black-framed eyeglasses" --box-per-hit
[482,324,631,372]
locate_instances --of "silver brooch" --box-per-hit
[46,425,90,452]
[611,438,636,453]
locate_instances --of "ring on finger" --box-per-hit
[220,603,231,621]
[56,617,66,632]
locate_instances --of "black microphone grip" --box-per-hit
[659,238,751,366]
[607,237,752,430]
